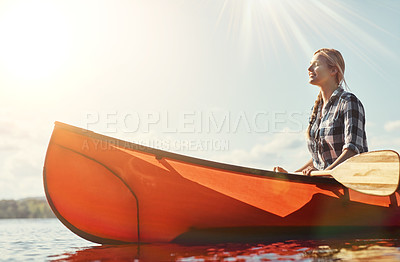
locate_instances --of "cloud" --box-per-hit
[213,129,309,171]
[0,120,19,136]
[0,147,45,199]
[384,120,400,132]
[0,142,21,151]
[0,117,51,199]
[368,135,400,153]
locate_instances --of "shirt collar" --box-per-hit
[325,86,344,105]
[317,86,343,112]
[331,86,344,99]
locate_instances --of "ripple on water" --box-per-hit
[2,219,400,261]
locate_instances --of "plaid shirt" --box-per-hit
[307,87,368,170]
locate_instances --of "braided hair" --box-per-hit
[306,48,347,139]
[306,92,323,139]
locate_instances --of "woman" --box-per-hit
[274,48,368,176]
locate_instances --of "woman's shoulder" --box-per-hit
[340,90,356,99]
[339,90,363,104]
[339,90,365,112]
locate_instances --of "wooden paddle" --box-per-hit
[305,150,400,196]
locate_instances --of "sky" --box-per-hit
[0,0,399,199]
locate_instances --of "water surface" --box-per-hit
[2,219,400,261]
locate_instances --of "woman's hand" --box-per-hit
[302,166,317,176]
[273,166,288,173]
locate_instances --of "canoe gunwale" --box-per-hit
[53,121,341,187]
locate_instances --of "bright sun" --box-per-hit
[0,1,70,80]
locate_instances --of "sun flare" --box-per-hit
[0,1,70,80]
[213,0,395,73]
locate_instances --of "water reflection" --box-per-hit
[50,239,400,261]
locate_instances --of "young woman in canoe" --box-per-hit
[274,48,368,176]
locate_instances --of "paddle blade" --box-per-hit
[332,150,400,196]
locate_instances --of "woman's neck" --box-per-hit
[319,82,339,106]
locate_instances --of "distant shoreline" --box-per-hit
[0,197,56,219]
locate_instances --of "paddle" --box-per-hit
[303,150,400,196]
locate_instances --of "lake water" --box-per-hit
[2,219,400,261]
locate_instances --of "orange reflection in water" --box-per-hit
[49,239,400,262]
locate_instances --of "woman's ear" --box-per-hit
[330,67,338,76]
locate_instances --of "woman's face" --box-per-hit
[308,54,334,86]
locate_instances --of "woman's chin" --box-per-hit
[308,77,320,85]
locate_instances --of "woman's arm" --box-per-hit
[274,158,316,174]
[302,149,356,176]
[295,158,314,173]
[325,148,357,170]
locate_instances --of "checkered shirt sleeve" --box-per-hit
[342,93,368,154]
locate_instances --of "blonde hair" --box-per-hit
[306,48,347,139]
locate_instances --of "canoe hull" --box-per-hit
[43,122,400,244]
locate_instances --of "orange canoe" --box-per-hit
[43,122,400,244]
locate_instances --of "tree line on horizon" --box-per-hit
[0,198,56,219]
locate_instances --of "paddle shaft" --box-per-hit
[310,170,333,176]
[294,170,332,176]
